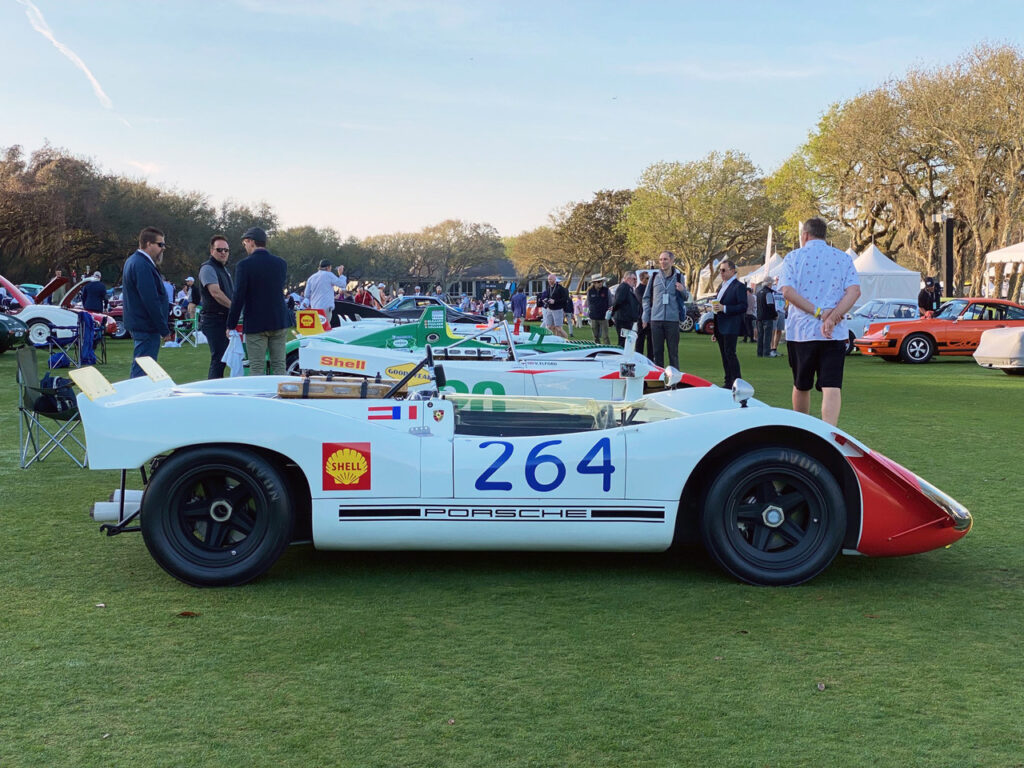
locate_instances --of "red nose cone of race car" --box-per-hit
[846,447,972,557]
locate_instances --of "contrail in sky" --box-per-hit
[16,0,124,120]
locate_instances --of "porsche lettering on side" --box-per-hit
[70,355,971,589]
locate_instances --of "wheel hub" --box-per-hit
[209,499,233,522]
[761,504,784,528]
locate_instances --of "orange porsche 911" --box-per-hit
[854,297,1024,363]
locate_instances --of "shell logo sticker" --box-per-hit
[322,442,371,490]
[299,313,315,328]
[383,363,432,385]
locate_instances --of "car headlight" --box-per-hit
[915,476,972,531]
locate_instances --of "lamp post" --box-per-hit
[931,213,956,297]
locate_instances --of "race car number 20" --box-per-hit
[475,437,615,493]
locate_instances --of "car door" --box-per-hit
[947,302,1002,354]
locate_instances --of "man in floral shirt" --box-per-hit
[779,218,860,426]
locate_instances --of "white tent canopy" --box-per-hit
[745,252,785,286]
[852,244,921,307]
[984,241,1024,264]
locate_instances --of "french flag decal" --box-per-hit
[367,405,418,421]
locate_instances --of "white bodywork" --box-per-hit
[974,326,1024,372]
[296,338,669,400]
[74,370,857,554]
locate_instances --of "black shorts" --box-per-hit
[789,340,847,391]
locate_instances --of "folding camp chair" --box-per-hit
[16,346,87,469]
[39,322,82,368]
[174,309,200,347]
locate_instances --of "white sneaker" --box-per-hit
[768,350,778,357]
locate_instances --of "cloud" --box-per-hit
[16,0,128,122]
[629,60,822,82]
[233,0,473,28]
[127,160,161,175]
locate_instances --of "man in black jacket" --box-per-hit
[226,226,291,375]
[755,278,778,357]
[586,275,611,344]
[611,271,641,347]
[200,234,235,378]
[539,273,568,338]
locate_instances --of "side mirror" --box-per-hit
[731,378,755,407]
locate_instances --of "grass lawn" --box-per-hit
[1,331,1021,767]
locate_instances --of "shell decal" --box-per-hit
[322,442,372,490]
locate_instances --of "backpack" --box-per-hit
[35,373,77,416]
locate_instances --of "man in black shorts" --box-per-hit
[779,218,860,425]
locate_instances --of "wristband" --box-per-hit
[814,306,822,318]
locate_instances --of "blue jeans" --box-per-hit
[129,331,162,378]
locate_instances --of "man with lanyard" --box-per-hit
[780,217,860,426]
[918,276,941,316]
[641,251,686,368]
[199,234,234,379]
[303,260,347,328]
[122,226,170,378]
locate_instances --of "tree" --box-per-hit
[555,189,633,280]
[418,219,504,290]
[622,151,771,291]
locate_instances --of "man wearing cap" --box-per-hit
[755,277,778,358]
[200,234,234,378]
[918,277,941,316]
[226,227,291,375]
[78,271,108,313]
[586,274,611,345]
[122,226,171,378]
[540,273,569,338]
[303,260,347,328]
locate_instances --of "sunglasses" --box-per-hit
[155,242,166,248]
[214,247,230,253]
[719,267,731,273]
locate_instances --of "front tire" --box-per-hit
[899,333,935,363]
[680,315,695,333]
[141,447,294,587]
[699,447,846,586]
[286,349,300,375]
[113,319,129,340]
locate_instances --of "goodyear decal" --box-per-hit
[319,355,368,371]
[323,442,372,491]
[383,363,432,385]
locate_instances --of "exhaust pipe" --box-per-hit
[91,489,144,523]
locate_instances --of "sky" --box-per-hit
[1,0,1021,240]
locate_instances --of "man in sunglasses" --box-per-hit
[122,225,171,378]
[199,234,235,378]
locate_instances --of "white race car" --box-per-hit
[295,321,700,400]
[71,354,972,589]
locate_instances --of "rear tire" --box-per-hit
[113,320,129,340]
[846,331,856,355]
[27,320,52,346]
[286,349,300,375]
[141,447,294,587]
[899,333,935,363]
[699,447,846,586]
[680,315,695,333]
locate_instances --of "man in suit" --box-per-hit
[610,271,641,348]
[226,226,291,375]
[122,226,170,378]
[711,260,747,389]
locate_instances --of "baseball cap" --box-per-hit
[925,277,934,286]
[92,271,102,279]
[185,276,194,282]
[242,226,267,241]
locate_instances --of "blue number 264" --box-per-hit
[475,437,614,493]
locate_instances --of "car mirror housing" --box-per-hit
[731,378,755,407]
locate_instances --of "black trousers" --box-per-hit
[650,321,680,369]
[742,314,755,342]
[717,333,741,388]
[202,314,229,379]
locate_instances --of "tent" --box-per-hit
[852,244,921,307]
[984,241,1024,264]
[983,242,1024,298]
[745,252,785,286]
